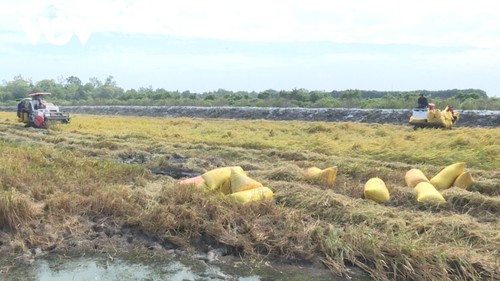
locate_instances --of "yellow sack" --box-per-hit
[364,177,390,203]
[409,116,426,124]
[415,182,445,203]
[304,167,322,178]
[442,110,453,121]
[427,110,435,120]
[319,167,337,186]
[230,169,263,193]
[434,110,442,121]
[430,162,465,190]
[179,175,205,188]
[453,172,474,189]
[405,169,430,188]
[304,166,337,186]
[443,119,452,129]
[202,166,245,190]
[229,186,273,203]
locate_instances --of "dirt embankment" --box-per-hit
[2,106,499,127]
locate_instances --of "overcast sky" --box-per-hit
[1,0,500,97]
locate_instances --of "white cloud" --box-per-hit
[1,0,499,48]
[2,0,500,96]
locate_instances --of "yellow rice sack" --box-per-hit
[415,182,445,203]
[427,110,435,120]
[405,169,430,188]
[443,119,452,128]
[442,110,453,121]
[179,175,205,188]
[303,167,322,178]
[319,167,337,186]
[430,162,465,190]
[453,172,474,189]
[434,110,442,120]
[230,169,263,193]
[440,110,452,128]
[199,182,209,189]
[229,186,273,203]
[409,116,426,124]
[202,166,245,190]
[364,177,390,203]
[304,166,337,186]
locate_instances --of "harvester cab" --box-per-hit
[409,104,459,130]
[17,93,71,129]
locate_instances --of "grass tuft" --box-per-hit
[0,189,35,231]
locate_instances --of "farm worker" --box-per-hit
[17,101,23,117]
[417,93,429,108]
[35,97,45,109]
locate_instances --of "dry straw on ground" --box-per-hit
[0,112,499,280]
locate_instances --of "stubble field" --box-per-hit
[0,112,499,280]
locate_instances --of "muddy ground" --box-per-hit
[0,190,352,281]
[1,105,499,127]
[1,215,350,280]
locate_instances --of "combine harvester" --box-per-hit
[409,103,460,130]
[17,93,71,129]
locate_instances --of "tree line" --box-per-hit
[1,75,499,110]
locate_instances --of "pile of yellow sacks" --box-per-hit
[426,109,444,124]
[405,162,473,203]
[426,107,460,129]
[179,166,273,203]
[362,162,473,204]
[303,166,393,204]
[442,107,459,128]
[178,162,473,206]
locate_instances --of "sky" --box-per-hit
[1,0,500,97]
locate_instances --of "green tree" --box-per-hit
[35,79,57,92]
[66,76,82,87]
[89,77,102,88]
[309,91,328,103]
[204,94,215,100]
[290,88,309,102]
[4,76,32,100]
[104,75,117,87]
[95,85,115,99]
[257,91,270,100]
[312,96,339,108]
[340,89,362,108]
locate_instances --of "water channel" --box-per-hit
[1,252,371,281]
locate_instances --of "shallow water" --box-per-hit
[1,254,370,281]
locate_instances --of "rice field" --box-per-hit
[0,112,499,280]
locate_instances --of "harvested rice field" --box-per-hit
[0,111,499,280]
